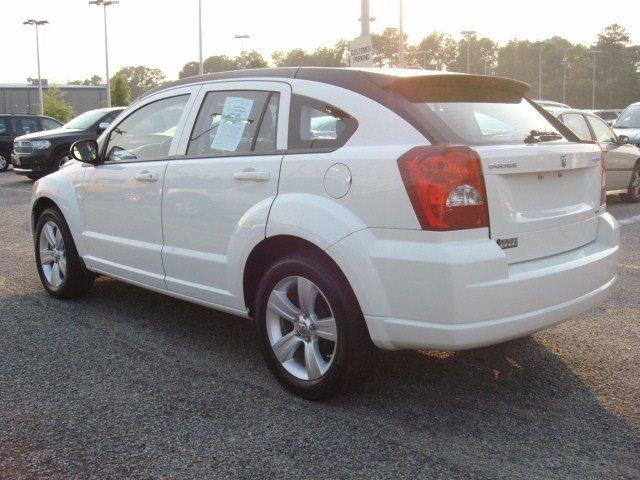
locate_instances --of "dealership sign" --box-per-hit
[349,35,373,68]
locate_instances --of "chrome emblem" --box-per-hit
[560,155,567,168]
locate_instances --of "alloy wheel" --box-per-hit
[39,220,66,287]
[265,276,337,381]
[630,169,640,198]
[0,155,6,170]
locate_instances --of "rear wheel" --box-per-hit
[621,162,640,203]
[0,154,8,172]
[53,149,70,171]
[255,252,376,399]
[35,208,94,299]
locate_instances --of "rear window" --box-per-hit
[389,78,565,145]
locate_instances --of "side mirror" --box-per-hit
[618,135,630,145]
[70,139,100,164]
[97,122,111,132]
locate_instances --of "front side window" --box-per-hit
[288,95,358,150]
[42,118,62,130]
[561,113,592,141]
[11,117,39,135]
[105,95,189,162]
[187,90,278,156]
[586,115,616,143]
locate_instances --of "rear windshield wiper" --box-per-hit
[524,130,563,144]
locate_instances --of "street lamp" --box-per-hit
[460,31,476,73]
[23,19,48,115]
[234,34,250,53]
[588,49,601,109]
[89,0,119,108]
[398,0,404,68]
[198,0,203,75]
[560,59,571,105]
[538,42,543,100]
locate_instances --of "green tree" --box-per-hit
[117,66,166,99]
[69,74,103,86]
[43,86,75,123]
[371,27,407,67]
[110,73,131,107]
[409,32,457,70]
[235,51,268,69]
[178,61,199,79]
[272,42,348,67]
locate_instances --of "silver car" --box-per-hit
[548,107,640,202]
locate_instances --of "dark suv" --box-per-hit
[0,114,62,172]
[11,107,124,179]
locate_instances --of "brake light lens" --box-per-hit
[599,146,606,205]
[397,146,489,231]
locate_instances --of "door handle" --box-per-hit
[134,171,159,182]
[233,169,270,181]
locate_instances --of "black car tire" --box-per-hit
[620,162,640,204]
[255,251,376,400]
[0,154,8,172]
[35,207,95,299]
[53,149,71,172]
[26,174,40,181]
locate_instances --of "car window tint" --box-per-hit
[42,118,62,130]
[0,118,7,135]
[11,117,39,135]
[188,90,275,156]
[288,95,358,150]
[586,115,616,143]
[561,113,592,141]
[105,95,189,163]
[254,93,279,153]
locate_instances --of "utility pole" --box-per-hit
[89,0,119,108]
[198,0,203,75]
[460,31,476,73]
[398,0,404,68]
[538,42,543,100]
[23,19,48,115]
[360,0,370,37]
[588,49,601,109]
[560,59,570,104]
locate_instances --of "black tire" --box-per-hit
[0,154,8,172]
[255,251,376,399]
[620,162,640,203]
[53,149,70,172]
[35,207,94,299]
[27,174,40,181]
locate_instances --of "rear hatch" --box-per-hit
[377,71,603,263]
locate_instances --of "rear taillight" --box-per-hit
[599,146,606,205]
[397,146,489,231]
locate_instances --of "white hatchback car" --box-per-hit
[31,68,619,398]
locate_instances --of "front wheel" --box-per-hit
[621,163,640,203]
[35,208,94,299]
[0,154,8,172]
[255,252,376,399]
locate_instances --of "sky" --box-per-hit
[1,0,638,84]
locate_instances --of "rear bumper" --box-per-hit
[328,213,619,351]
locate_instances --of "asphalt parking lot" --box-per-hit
[0,169,638,479]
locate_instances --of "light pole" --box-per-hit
[537,41,543,100]
[23,19,48,115]
[588,49,601,109]
[460,31,476,73]
[398,0,404,68]
[360,0,370,37]
[234,35,250,68]
[560,59,571,105]
[198,0,203,75]
[89,0,119,108]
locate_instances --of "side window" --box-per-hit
[288,95,358,150]
[0,118,7,135]
[11,117,39,135]
[187,90,278,156]
[105,95,189,163]
[561,113,592,141]
[586,115,616,143]
[42,118,62,130]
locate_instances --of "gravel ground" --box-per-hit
[0,169,638,479]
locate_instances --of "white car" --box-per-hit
[548,107,640,202]
[30,68,619,398]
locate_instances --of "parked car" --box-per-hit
[536,100,571,109]
[0,113,62,172]
[11,107,124,179]
[589,109,623,126]
[30,68,619,398]
[548,107,640,202]
[613,102,640,147]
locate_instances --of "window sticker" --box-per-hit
[210,97,254,152]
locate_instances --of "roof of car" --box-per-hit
[141,67,531,101]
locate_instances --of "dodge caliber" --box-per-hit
[29,68,619,398]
